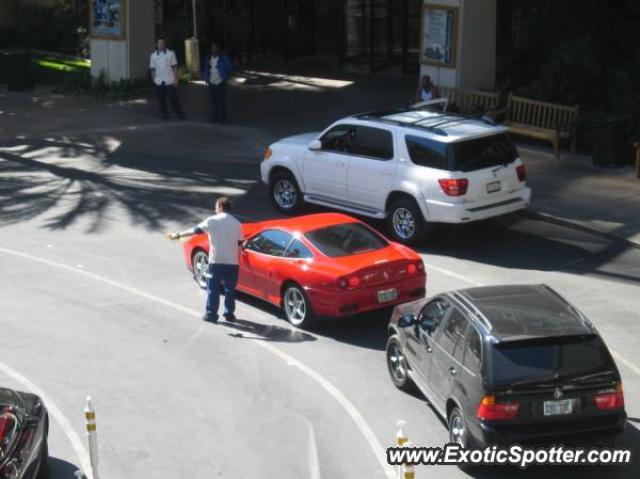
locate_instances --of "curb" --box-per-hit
[520,210,640,251]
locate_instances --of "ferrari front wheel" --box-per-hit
[282,284,315,328]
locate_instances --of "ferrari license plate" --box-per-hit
[543,399,573,416]
[377,288,398,303]
[486,180,501,193]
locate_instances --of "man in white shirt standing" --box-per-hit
[168,197,244,322]
[149,38,185,120]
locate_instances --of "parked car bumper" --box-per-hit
[305,274,426,318]
[470,411,626,448]
[425,187,531,223]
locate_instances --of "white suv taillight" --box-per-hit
[516,164,526,182]
[438,178,469,196]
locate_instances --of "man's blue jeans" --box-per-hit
[206,263,239,317]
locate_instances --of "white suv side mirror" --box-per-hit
[308,139,322,151]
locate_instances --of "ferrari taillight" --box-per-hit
[406,260,423,274]
[337,274,362,290]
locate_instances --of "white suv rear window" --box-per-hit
[405,133,518,172]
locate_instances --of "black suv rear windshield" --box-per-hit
[453,133,517,172]
[491,335,614,385]
[305,223,388,257]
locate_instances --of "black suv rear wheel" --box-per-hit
[386,335,414,391]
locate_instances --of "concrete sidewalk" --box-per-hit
[1,57,638,247]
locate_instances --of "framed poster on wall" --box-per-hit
[90,0,126,40]
[420,3,458,67]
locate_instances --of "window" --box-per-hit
[284,239,313,259]
[349,126,394,160]
[305,223,388,257]
[245,230,293,257]
[452,133,518,172]
[405,135,448,169]
[463,327,482,373]
[320,124,358,152]
[418,299,451,334]
[491,335,614,385]
[438,309,468,356]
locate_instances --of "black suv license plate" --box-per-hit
[543,399,573,416]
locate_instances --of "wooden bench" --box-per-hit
[436,86,500,115]
[496,94,579,158]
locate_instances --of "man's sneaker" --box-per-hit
[202,313,218,323]
[223,313,237,321]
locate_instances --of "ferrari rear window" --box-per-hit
[305,223,388,257]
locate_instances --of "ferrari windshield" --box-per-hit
[305,223,388,257]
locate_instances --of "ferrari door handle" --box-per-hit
[382,170,394,176]
[335,160,346,167]
[449,367,457,376]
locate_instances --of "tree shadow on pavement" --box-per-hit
[0,133,265,233]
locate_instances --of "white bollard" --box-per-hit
[85,396,99,479]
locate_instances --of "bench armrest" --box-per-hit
[486,105,510,123]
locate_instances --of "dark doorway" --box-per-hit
[340,0,420,73]
[284,0,315,58]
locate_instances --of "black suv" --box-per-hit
[386,284,626,449]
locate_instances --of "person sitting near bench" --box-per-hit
[415,75,439,103]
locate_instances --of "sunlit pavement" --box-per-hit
[1,93,640,478]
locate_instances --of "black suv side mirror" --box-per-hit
[398,314,417,328]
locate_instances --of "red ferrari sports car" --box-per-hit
[182,213,426,327]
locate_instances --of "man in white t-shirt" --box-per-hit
[168,197,244,322]
[149,38,185,120]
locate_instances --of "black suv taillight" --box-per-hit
[477,395,520,420]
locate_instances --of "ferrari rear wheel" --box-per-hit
[192,249,209,290]
[282,284,315,328]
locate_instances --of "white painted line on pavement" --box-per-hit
[611,351,640,377]
[427,263,484,286]
[258,340,394,478]
[0,246,394,479]
[307,422,321,479]
[427,258,640,382]
[0,361,92,479]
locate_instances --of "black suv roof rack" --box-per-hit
[450,292,493,331]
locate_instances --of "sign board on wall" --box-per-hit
[90,0,126,40]
[420,3,458,67]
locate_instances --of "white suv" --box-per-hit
[260,108,531,244]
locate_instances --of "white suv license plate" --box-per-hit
[543,399,573,416]
[377,288,398,303]
[486,180,501,193]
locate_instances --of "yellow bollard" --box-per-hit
[84,396,99,479]
[402,441,415,479]
[396,419,408,446]
[395,420,408,479]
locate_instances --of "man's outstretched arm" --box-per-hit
[166,226,205,240]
